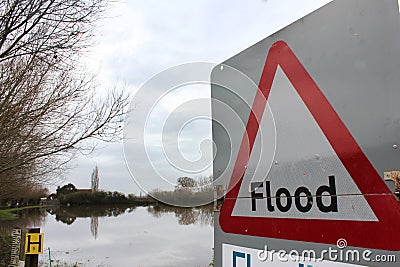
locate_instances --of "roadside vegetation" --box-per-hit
[0,185,48,209]
[0,0,127,200]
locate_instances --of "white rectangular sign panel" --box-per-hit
[222,244,375,267]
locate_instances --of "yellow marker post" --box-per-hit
[25,233,44,254]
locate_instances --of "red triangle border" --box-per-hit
[219,40,400,251]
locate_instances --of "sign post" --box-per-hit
[24,228,43,267]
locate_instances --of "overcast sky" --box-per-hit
[57,0,332,195]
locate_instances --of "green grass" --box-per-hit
[0,205,44,220]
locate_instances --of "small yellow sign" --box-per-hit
[25,233,44,254]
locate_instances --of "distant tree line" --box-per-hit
[151,175,214,206]
[0,185,48,208]
[56,183,156,206]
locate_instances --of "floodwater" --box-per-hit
[2,205,214,267]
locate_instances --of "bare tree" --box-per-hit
[91,165,99,192]
[0,0,108,63]
[196,174,213,192]
[0,1,128,199]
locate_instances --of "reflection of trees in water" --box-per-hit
[147,205,214,226]
[50,205,213,228]
[50,205,134,222]
[46,204,213,240]
[48,205,135,239]
[90,216,98,239]
[0,208,47,235]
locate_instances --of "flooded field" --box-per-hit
[1,205,214,267]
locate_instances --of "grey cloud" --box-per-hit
[66,0,333,194]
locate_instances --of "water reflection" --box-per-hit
[1,206,213,267]
[90,216,98,239]
[0,208,47,235]
[46,204,213,238]
[147,205,213,226]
